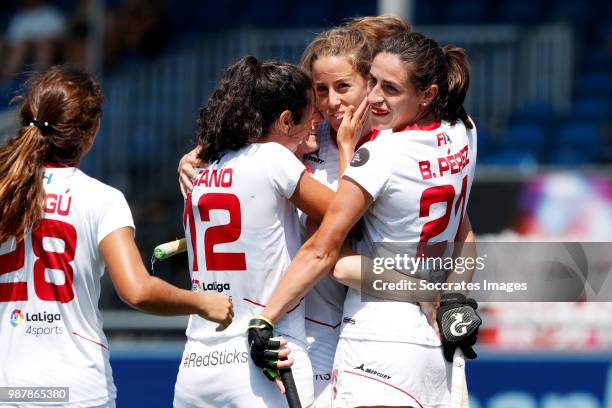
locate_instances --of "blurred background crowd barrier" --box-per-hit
[0,1,610,406]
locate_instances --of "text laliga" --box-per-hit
[193,168,234,188]
[418,145,469,180]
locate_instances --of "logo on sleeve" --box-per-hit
[350,147,370,167]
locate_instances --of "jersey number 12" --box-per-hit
[184,193,247,272]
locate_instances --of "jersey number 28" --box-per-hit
[0,219,76,303]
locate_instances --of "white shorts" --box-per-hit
[332,338,452,408]
[306,327,339,408]
[174,336,315,408]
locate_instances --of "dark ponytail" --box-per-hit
[0,65,103,243]
[197,56,312,163]
[442,45,471,129]
[377,31,473,129]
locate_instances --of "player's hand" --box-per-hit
[178,147,203,199]
[247,316,294,389]
[198,294,233,331]
[336,97,369,152]
[418,300,440,339]
[436,293,481,362]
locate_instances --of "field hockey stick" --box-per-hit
[450,348,470,408]
[152,238,187,260]
[279,364,301,408]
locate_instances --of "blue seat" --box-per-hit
[240,0,287,26]
[550,0,592,25]
[547,147,596,165]
[497,0,543,23]
[446,0,490,23]
[292,2,331,26]
[475,126,493,156]
[501,124,547,152]
[338,0,377,19]
[414,1,436,24]
[585,47,612,72]
[576,72,612,98]
[485,150,538,166]
[556,122,601,153]
[509,101,556,128]
[572,98,612,122]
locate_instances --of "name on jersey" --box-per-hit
[44,192,72,216]
[418,144,469,180]
[193,168,233,188]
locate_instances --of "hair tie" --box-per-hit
[29,119,52,133]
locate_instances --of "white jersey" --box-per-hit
[303,120,346,335]
[304,120,341,190]
[302,120,352,407]
[184,142,306,343]
[0,166,134,407]
[341,120,477,344]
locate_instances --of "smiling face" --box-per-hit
[296,107,324,156]
[312,55,368,132]
[273,95,323,153]
[367,52,434,130]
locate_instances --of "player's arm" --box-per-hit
[446,215,476,292]
[290,171,335,224]
[434,215,481,359]
[331,248,437,302]
[100,227,233,331]
[262,176,371,323]
[417,215,476,337]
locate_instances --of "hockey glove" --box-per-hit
[247,315,282,381]
[436,293,481,362]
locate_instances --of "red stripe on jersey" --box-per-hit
[243,298,265,308]
[72,332,109,350]
[305,316,341,329]
[243,297,305,314]
[305,164,313,174]
[43,162,69,168]
[343,370,424,408]
[353,129,380,150]
[394,121,441,132]
[286,298,305,313]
